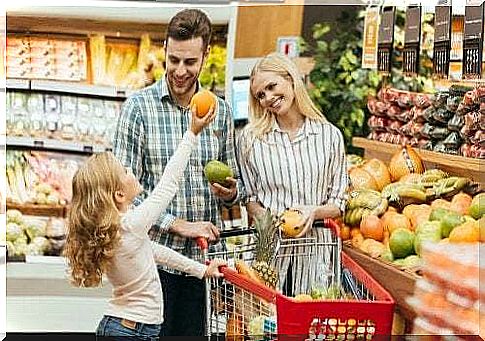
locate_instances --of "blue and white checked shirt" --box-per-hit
[113,77,239,272]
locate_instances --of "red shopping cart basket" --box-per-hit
[208,218,395,340]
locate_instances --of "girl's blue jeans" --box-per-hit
[95,315,161,341]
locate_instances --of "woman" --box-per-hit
[236,52,348,295]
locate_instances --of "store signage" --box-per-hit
[377,6,395,74]
[403,6,422,75]
[277,36,300,58]
[462,1,484,78]
[433,5,452,78]
[362,7,379,69]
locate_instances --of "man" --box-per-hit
[113,9,239,336]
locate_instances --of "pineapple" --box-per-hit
[251,209,279,289]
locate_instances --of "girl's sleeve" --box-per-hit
[123,131,198,236]
[151,242,207,279]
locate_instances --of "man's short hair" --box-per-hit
[166,9,212,51]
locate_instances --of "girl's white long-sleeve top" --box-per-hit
[104,131,207,324]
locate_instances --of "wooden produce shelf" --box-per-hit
[352,137,485,188]
[343,245,419,325]
[6,202,66,218]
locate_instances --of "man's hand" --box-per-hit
[170,219,220,242]
[209,177,237,202]
[246,201,266,225]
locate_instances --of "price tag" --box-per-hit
[362,7,379,69]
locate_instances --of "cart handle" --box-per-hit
[195,218,340,251]
[219,265,280,303]
[196,237,209,251]
[322,218,341,239]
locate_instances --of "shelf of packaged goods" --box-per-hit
[6,78,30,90]
[343,245,419,327]
[30,79,131,99]
[352,137,485,187]
[7,136,112,154]
[6,202,66,218]
[433,78,485,91]
[6,78,134,99]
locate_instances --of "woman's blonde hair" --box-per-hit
[242,52,327,155]
[63,152,124,287]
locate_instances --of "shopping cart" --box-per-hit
[199,218,395,340]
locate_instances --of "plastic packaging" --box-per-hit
[430,126,450,140]
[432,108,454,125]
[442,132,462,149]
[447,114,464,132]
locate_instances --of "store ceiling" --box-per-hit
[6,0,234,24]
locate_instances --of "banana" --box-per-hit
[396,187,428,202]
[348,208,366,227]
[369,198,389,216]
[347,189,382,210]
[420,169,448,184]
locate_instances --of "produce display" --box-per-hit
[367,86,484,158]
[343,145,482,270]
[6,150,84,206]
[407,243,482,337]
[7,91,120,145]
[7,37,87,81]
[6,209,48,257]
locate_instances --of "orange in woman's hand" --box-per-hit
[190,89,216,118]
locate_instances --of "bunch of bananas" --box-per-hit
[428,176,471,200]
[344,189,388,227]
[381,182,428,209]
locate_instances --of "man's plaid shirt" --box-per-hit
[113,77,239,274]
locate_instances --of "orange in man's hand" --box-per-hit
[190,90,216,118]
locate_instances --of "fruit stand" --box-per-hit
[343,85,483,334]
[353,137,484,187]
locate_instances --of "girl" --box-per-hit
[64,106,225,340]
[236,53,348,295]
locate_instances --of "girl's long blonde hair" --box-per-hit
[242,52,327,155]
[64,152,124,287]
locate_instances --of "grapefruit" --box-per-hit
[389,228,415,259]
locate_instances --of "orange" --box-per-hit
[360,215,384,241]
[190,89,216,118]
[340,225,351,241]
[450,192,473,216]
[449,221,479,243]
[430,198,451,211]
[388,213,412,233]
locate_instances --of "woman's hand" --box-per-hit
[292,205,319,238]
[292,204,342,238]
[190,103,216,135]
[204,258,227,278]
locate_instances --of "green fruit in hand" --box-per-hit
[204,160,233,186]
